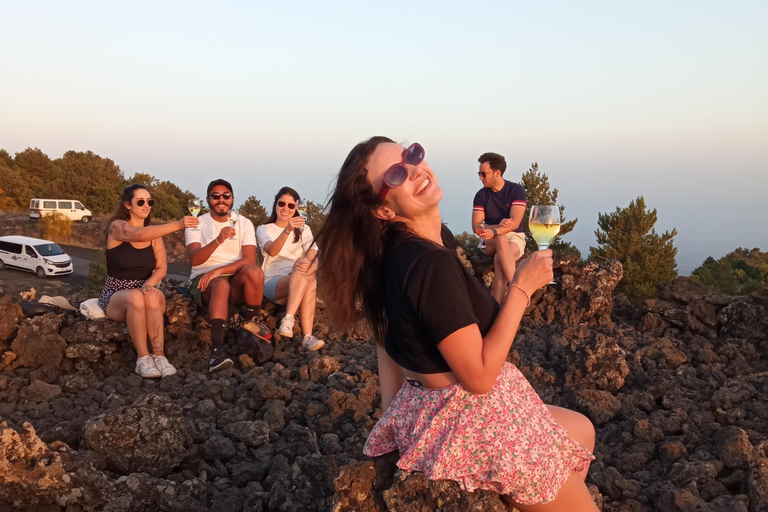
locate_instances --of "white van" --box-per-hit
[29,199,93,223]
[0,236,74,278]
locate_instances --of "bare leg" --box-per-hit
[503,469,599,512]
[285,266,312,318]
[143,290,167,356]
[106,289,149,357]
[298,274,317,336]
[546,405,595,480]
[203,278,231,321]
[230,265,265,307]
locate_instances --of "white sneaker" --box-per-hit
[135,356,161,378]
[278,315,295,337]
[151,355,177,377]
[302,334,325,351]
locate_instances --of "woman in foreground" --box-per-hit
[99,184,198,378]
[316,137,597,510]
[256,187,324,351]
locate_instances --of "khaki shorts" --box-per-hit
[479,232,526,260]
[189,273,233,310]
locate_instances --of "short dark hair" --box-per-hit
[207,179,234,197]
[478,152,507,175]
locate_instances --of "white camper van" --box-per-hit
[29,199,93,223]
[0,236,74,278]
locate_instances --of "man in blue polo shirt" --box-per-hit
[472,152,527,303]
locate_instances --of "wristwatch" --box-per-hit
[492,228,498,237]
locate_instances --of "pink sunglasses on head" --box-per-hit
[377,143,425,201]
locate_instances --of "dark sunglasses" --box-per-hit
[136,199,155,207]
[478,170,494,177]
[277,200,296,210]
[377,143,425,201]
[209,192,233,201]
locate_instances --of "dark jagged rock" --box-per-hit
[82,393,187,477]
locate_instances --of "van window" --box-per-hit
[25,246,38,258]
[75,202,84,209]
[34,244,65,257]
[32,200,39,208]
[0,241,22,254]
[43,201,56,209]
[59,201,73,209]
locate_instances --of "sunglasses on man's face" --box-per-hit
[277,201,296,210]
[377,143,425,201]
[136,199,155,207]
[209,192,233,201]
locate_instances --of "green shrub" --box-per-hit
[38,211,72,242]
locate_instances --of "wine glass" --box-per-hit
[188,198,202,217]
[227,210,238,230]
[473,221,487,248]
[297,199,307,220]
[529,205,561,283]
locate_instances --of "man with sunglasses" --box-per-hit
[472,152,527,303]
[185,179,268,372]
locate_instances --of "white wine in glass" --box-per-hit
[297,199,307,220]
[188,199,202,217]
[529,205,561,250]
[227,210,237,229]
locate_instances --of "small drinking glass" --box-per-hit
[297,199,307,220]
[188,199,202,217]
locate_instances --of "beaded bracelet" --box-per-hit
[508,283,531,307]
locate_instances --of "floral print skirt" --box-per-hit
[98,276,147,311]
[363,362,594,505]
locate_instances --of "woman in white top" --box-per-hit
[256,187,324,351]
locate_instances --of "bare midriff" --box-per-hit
[402,369,459,389]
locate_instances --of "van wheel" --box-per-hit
[81,216,91,224]
[0,260,4,270]
[36,266,46,278]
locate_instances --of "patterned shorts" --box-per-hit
[363,362,594,504]
[98,276,147,310]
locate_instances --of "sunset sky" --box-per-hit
[2,1,766,274]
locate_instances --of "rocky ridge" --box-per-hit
[0,253,766,511]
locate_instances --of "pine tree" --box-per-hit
[238,196,269,228]
[519,162,579,257]
[590,196,678,298]
[305,200,327,236]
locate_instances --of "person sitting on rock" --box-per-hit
[185,179,267,373]
[316,137,598,511]
[472,152,527,303]
[256,186,324,351]
[100,184,199,379]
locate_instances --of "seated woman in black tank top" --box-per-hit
[100,184,199,379]
[316,138,598,511]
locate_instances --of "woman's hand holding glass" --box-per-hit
[508,249,554,300]
[288,216,305,230]
[179,216,200,229]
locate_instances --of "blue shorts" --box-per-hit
[263,275,287,304]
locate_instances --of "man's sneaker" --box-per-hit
[151,355,177,377]
[302,334,325,351]
[135,356,162,378]
[278,315,295,338]
[242,320,273,343]
[209,349,234,373]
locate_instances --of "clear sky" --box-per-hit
[2,1,766,274]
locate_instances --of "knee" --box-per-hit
[243,265,264,283]
[144,290,166,310]
[126,291,146,310]
[575,413,596,451]
[209,279,230,297]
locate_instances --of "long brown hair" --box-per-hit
[267,186,302,243]
[104,184,151,242]
[316,136,409,344]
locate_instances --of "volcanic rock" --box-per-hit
[82,393,186,477]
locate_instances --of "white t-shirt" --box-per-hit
[185,212,257,280]
[256,223,318,280]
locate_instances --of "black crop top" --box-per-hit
[106,242,156,280]
[383,225,500,374]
